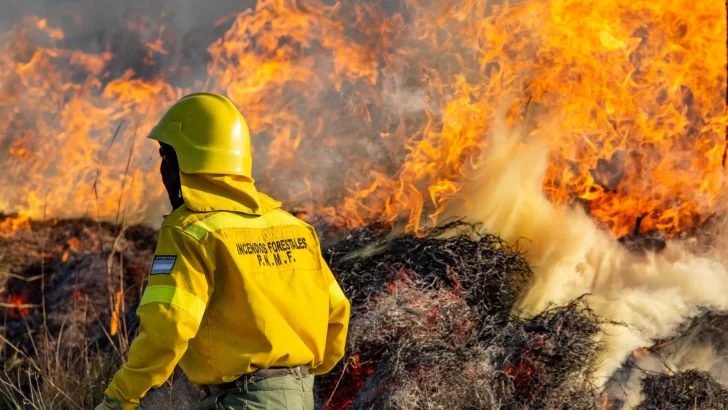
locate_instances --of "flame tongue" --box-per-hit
[538,0,727,237]
[0,0,726,236]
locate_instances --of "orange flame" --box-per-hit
[632,347,651,358]
[0,215,31,238]
[0,0,726,237]
[632,339,673,358]
[2,294,31,319]
[110,290,122,336]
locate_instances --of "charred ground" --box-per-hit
[0,214,726,409]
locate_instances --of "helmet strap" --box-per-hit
[159,143,185,211]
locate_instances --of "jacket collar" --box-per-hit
[179,172,281,215]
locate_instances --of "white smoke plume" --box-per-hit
[608,339,728,406]
[449,119,728,387]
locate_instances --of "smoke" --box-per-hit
[607,341,728,406]
[449,119,728,386]
[603,311,728,405]
[0,0,403,224]
[0,0,254,78]
[0,0,252,35]
[0,0,261,224]
[2,0,723,238]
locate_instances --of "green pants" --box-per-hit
[197,374,314,410]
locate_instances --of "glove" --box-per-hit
[95,396,124,410]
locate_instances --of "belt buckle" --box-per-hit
[247,371,261,385]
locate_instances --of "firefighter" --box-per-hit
[96,92,350,410]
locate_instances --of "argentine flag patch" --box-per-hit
[150,255,177,275]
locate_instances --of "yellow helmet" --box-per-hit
[148,92,252,177]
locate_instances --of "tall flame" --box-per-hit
[0,0,725,237]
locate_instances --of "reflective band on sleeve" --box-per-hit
[186,213,258,240]
[329,281,347,307]
[185,217,220,241]
[140,285,207,323]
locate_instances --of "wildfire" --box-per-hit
[0,0,725,237]
[323,353,378,410]
[110,290,122,336]
[0,294,32,319]
[632,347,651,358]
[631,339,674,358]
[0,215,31,238]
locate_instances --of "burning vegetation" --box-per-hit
[1,0,727,235]
[2,0,728,409]
[1,216,727,409]
[635,370,728,410]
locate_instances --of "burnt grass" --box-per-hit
[0,215,156,319]
[318,221,604,409]
[0,214,157,405]
[635,370,728,410]
[1,215,728,409]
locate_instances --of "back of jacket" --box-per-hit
[105,205,350,409]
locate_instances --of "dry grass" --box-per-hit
[0,330,122,409]
[0,214,159,409]
[1,217,727,409]
[635,370,728,410]
[0,308,198,410]
[317,222,606,410]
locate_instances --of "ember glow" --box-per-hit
[1,294,31,319]
[1,0,726,237]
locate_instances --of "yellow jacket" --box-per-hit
[104,173,350,409]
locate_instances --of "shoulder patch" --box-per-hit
[150,255,177,275]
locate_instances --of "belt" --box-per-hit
[201,366,310,396]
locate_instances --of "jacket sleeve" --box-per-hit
[314,259,350,375]
[104,226,214,409]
